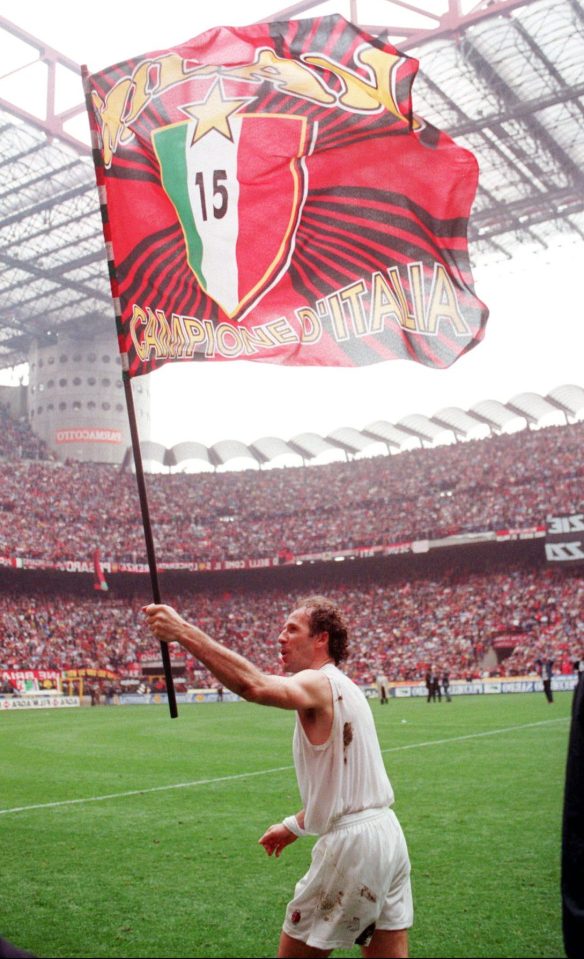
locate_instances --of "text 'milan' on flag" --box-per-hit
[84,15,488,378]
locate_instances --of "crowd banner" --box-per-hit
[1,525,547,576]
[0,696,80,710]
[120,689,240,706]
[0,669,62,695]
[545,513,584,565]
[110,676,579,706]
[388,675,578,698]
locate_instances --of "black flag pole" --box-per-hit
[82,64,177,718]
[122,371,178,719]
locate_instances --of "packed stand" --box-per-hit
[1,564,581,686]
[0,402,52,462]
[0,420,582,565]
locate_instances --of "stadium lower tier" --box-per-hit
[1,552,581,689]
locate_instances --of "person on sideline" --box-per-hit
[143,595,412,958]
[537,657,554,703]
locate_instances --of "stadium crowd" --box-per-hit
[0,407,582,689]
[1,564,581,687]
[0,403,52,462]
[0,406,582,566]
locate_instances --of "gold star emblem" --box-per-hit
[180,79,254,144]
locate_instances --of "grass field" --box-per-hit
[0,691,573,959]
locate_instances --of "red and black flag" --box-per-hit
[92,547,109,592]
[84,14,487,377]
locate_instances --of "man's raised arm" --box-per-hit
[142,603,328,711]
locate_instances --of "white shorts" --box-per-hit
[282,807,413,950]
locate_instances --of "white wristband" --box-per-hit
[282,815,307,837]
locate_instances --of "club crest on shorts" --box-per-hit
[152,82,309,320]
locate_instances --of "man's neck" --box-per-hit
[314,656,334,670]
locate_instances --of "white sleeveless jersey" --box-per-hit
[293,663,394,835]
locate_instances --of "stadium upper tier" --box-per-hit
[0,401,581,569]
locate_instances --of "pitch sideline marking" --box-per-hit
[380,716,568,754]
[0,716,567,817]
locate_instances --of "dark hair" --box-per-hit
[299,595,349,665]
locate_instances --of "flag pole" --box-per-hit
[122,371,178,719]
[82,64,177,718]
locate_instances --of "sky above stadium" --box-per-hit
[2,0,583,453]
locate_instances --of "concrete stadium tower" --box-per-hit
[27,329,151,465]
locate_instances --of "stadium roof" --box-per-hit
[123,383,584,470]
[0,0,583,372]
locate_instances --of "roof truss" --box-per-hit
[0,0,583,371]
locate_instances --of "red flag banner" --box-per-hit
[84,15,488,377]
[92,547,109,591]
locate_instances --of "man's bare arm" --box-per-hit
[143,604,328,710]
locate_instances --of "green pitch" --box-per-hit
[0,692,572,958]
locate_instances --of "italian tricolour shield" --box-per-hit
[152,109,309,320]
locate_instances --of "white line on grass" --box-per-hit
[380,716,568,755]
[0,765,295,816]
[0,717,567,817]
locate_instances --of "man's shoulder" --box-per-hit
[291,668,335,715]
[294,667,333,688]
[321,663,364,697]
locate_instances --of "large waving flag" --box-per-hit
[85,15,488,378]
